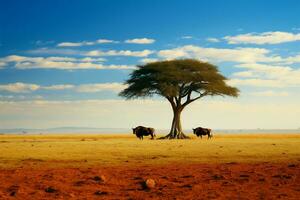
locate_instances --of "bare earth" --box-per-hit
[0,134,299,199]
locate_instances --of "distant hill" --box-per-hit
[0,127,299,134]
[0,127,130,134]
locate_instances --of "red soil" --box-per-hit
[0,162,299,200]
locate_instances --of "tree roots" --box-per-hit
[158,132,190,139]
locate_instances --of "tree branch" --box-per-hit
[179,83,192,98]
[187,90,192,102]
[182,91,208,107]
[177,83,186,105]
[166,96,176,110]
[174,96,179,105]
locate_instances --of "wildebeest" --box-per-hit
[132,126,155,140]
[192,127,212,139]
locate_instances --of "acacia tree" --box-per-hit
[119,59,239,139]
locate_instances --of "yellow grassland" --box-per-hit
[0,133,299,168]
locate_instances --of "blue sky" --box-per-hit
[0,0,300,129]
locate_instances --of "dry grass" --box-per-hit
[0,133,300,168]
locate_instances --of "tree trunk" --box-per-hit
[160,107,190,139]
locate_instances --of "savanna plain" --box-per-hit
[0,133,299,199]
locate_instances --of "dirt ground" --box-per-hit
[0,161,299,200]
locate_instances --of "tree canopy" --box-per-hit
[120,59,239,102]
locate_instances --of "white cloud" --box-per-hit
[125,38,155,44]
[0,62,6,68]
[250,90,289,97]
[157,45,282,63]
[224,31,300,45]
[236,63,294,79]
[27,48,82,55]
[0,94,44,100]
[27,56,106,63]
[228,78,283,88]
[158,48,188,60]
[228,63,300,88]
[0,82,126,93]
[85,49,154,57]
[229,63,300,88]
[232,71,256,78]
[284,54,300,64]
[57,38,118,47]
[1,55,133,70]
[0,82,40,93]
[15,61,97,70]
[44,57,78,62]
[26,46,300,65]
[0,95,15,99]
[0,83,75,93]
[27,48,154,58]
[57,42,87,47]
[181,36,193,39]
[206,38,220,43]
[76,83,126,93]
[2,55,29,62]
[80,57,106,62]
[96,39,118,44]
[42,84,75,90]
[140,58,158,63]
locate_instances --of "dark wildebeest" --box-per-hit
[193,127,212,139]
[132,126,155,140]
